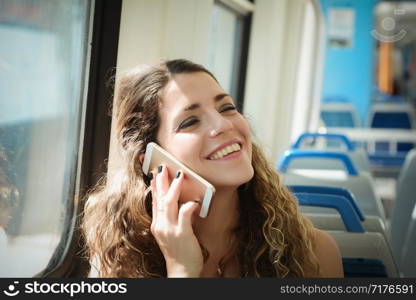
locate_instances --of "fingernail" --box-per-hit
[158,165,163,173]
[175,170,181,178]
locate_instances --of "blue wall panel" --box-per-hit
[319,0,379,124]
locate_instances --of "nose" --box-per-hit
[208,111,233,137]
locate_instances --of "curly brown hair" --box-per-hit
[81,59,320,277]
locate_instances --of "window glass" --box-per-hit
[208,1,244,101]
[0,0,90,276]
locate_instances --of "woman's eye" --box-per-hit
[178,118,199,130]
[220,105,237,113]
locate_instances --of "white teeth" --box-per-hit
[209,143,241,160]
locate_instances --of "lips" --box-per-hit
[206,139,242,160]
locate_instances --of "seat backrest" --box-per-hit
[292,132,355,151]
[304,213,386,239]
[283,171,385,219]
[371,112,412,129]
[348,150,371,171]
[328,231,398,277]
[337,173,386,220]
[289,185,386,237]
[321,102,360,128]
[389,149,416,269]
[368,103,415,129]
[368,152,407,168]
[291,187,365,233]
[289,185,365,221]
[279,150,385,219]
[288,182,394,277]
[279,150,359,175]
[287,150,370,172]
[400,204,416,277]
[342,258,388,277]
[290,133,370,172]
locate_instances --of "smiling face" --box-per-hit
[156,71,254,189]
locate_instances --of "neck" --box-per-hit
[193,187,240,255]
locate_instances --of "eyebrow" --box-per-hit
[183,93,230,111]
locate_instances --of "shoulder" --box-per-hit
[88,256,101,278]
[310,228,344,278]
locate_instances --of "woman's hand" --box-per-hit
[150,164,203,277]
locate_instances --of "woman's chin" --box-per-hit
[209,168,254,190]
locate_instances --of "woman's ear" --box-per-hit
[139,153,145,165]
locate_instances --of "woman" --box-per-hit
[82,59,343,278]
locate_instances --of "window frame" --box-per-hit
[214,0,254,111]
[36,0,122,278]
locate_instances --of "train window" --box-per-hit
[208,0,253,110]
[0,0,91,277]
[291,0,319,140]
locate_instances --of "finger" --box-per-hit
[164,170,184,223]
[155,164,170,198]
[150,175,157,220]
[178,200,200,232]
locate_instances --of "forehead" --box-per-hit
[160,72,223,110]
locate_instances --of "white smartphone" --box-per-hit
[142,142,216,218]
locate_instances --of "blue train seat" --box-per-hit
[368,103,415,154]
[278,150,386,219]
[324,128,415,176]
[288,185,386,238]
[369,103,415,129]
[290,185,396,277]
[342,258,388,277]
[329,230,397,277]
[291,133,370,172]
[290,185,364,233]
[320,102,360,128]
